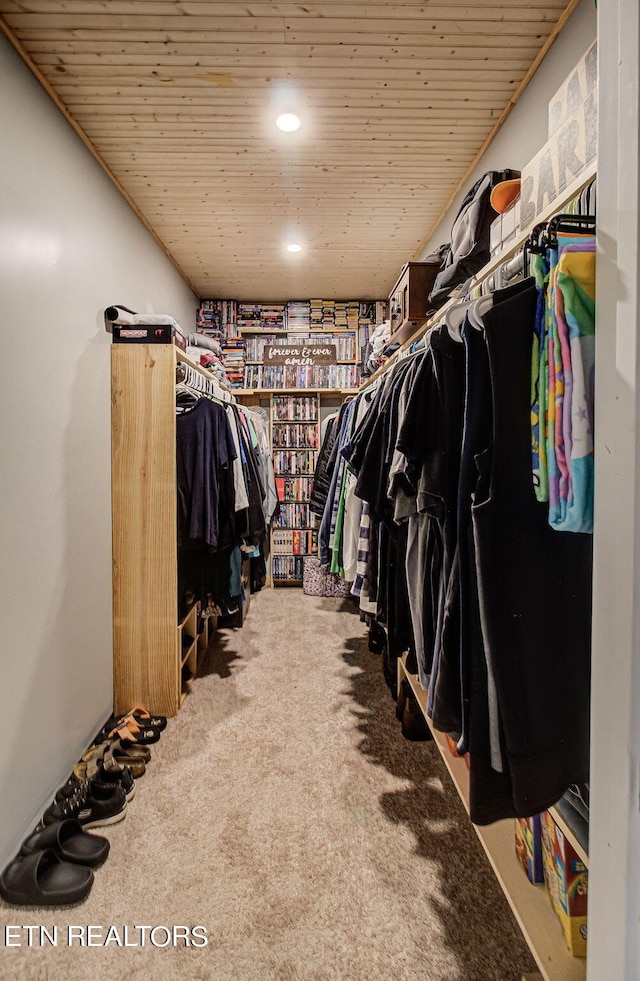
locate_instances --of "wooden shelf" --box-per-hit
[176,347,233,393]
[398,655,586,981]
[548,806,589,867]
[180,636,197,669]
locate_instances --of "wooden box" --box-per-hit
[388,261,441,344]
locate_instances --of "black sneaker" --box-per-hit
[43,782,127,829]
[54,764,134,803]
[95,763,135,801]
[55,775,90,803]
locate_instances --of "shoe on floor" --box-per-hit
[20,818,110,868]
[75,743,136,801]
[94,762,135,801]
[0,849,93,906]
[55,774,90,803]
[368,621,387,655]
[43,781,127,829]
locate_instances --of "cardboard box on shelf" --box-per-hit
[514,815,544,884]
[540,810,588,957]
[489,214,503,256]
[500,197,520,247]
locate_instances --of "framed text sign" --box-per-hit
[266,344,337,366]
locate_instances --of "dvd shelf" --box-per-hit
[272,422,319,449]
[245,364,358,389]
[272,529,318,554]
[273,503,313,529]
[195,298,389,390]
[272,396,318,422]
[275,476,314,501]
[271,394,320,585]
[272,556,306,582]
[273,449,316,476]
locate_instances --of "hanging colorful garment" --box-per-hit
[531,253,550,501]
[549,233,596,532]
[544,243,560,514]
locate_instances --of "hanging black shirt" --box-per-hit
[176,397,237,550]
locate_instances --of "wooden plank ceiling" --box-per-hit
[0,0,577,300]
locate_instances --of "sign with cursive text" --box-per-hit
[266,344,337,366]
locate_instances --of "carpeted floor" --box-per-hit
[0,588,536,981]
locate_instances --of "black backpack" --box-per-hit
[427,169,520,310]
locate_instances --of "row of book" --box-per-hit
[272,529,318,556]
[237,302,287,331]
[273,450,317,476]
[286,301,312,331]
[272,396,318,421]
[220,338,245,388]
[273,503,313,529]
[196,299,237,334]
[197,301,388,333]
[244,332,357,363]
[244,365,358,389]
[272,555,306,581]
[272,423,319,449]
[275,476,314,501]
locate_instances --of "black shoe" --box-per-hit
[368,622,386,655]
[0,850,94,906]
[93,763,135,801]
[43,782,127,829]
[401,691,433,742]
[55,761,134,803]
[55,775,90,803]
[20,818,110,868]
[395,679,410,722]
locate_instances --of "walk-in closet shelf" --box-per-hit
[362,170,597,981]
[398,655,585,981]
[111,344,215,717]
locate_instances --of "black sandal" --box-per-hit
[0,849,94,906]
[20,819,109,868]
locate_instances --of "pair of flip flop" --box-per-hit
[0,819,108,906]
[100,707,167,747]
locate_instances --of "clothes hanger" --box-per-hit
[467,294,494,331]
[443,299,468,342]
[180,364,224,405]
[543,213,596,248]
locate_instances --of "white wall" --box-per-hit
[0,36,198,869]
[589,1,640,976]
[417,0,597,257]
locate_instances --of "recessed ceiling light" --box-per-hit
[286,243,302,253]
[276,112,301,132]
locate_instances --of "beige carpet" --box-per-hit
[0,588,536,981]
